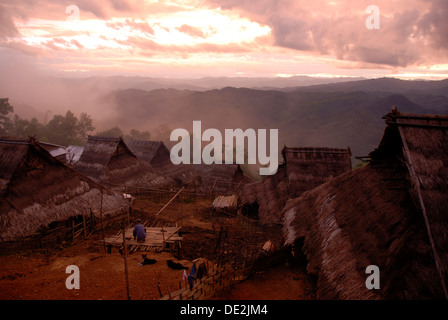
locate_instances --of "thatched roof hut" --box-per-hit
[283,108,448,299]
[74,136,173,190]
[282,147,352,198]
[126,139,196,188]
[127,139,170,170]
[0,137,129,240]
[191,163,252,195]
[239,146,352,225]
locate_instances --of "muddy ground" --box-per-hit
[0,197,314,300]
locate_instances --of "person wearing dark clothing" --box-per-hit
[133,219,146,243]
[188,261,197,290]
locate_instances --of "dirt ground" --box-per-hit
[0,197,314,300]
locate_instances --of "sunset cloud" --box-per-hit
[205,0,448,69]
[0,0,447,78]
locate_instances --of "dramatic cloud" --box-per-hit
[205,0,448,68]
[0,0,447,78]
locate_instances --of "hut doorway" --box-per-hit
[290,237,317,292]
[241,202,259,220]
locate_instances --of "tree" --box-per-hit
[96,126,124,137]
[45,110,95,145]
[0,98,13,135]
[129,129,151,140]
[123,128,151,143]
[77,112,95,141]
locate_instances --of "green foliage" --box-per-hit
[0,98,95,145]
[0,98,14,135]
[96,126,124,137]
[44,110,95,145]
[129,128,151,140]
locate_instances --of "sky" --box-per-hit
[1,0,448,80]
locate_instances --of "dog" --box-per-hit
[167,259,188,270]
[137,254,157,266]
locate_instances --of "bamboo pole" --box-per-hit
[157,282,163,298]
[156,187,185,216]
[72,219,75,243]
[122,221,131,300]
[82,215,87,239]
[100,188,106,253]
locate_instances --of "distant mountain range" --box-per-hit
[103,77,448,162]
[7,75,448,166]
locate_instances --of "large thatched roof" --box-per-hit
[74,136,173,190]
[0,138,129,239]
[283,108,448,299]
[239,146,352,224]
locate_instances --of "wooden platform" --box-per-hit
[104,223,182,253]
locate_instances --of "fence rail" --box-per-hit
[160,262,252,300]
[0,211,128,254]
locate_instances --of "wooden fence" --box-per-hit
[160,262,252,300]
[0,209,129,254]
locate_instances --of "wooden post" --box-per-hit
[122,221,131,300]
[157,282,163,298]
[82,215,87,239]
[179,192,183,227]
[100,188,106,253]
[166,283,172,300]
[72,219,75,243]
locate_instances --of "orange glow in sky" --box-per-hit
[1,0,447,79]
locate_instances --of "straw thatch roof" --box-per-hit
[239,147,352,225]
[127,139,253,193]
[0,137,129,239]
[192,163,251,195]
[127,139,198,188]
[127,139,170,169]
[239,164,289,223]
[74,136,173,190]
[282,147,352,197]
[283,108,448,299]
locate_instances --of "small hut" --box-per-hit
[239,146,352,224]
[127,139,171,170]
[192,163,251,195]
[283,108,448,299]
[74,136,173,190]
[0,137,129,249]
